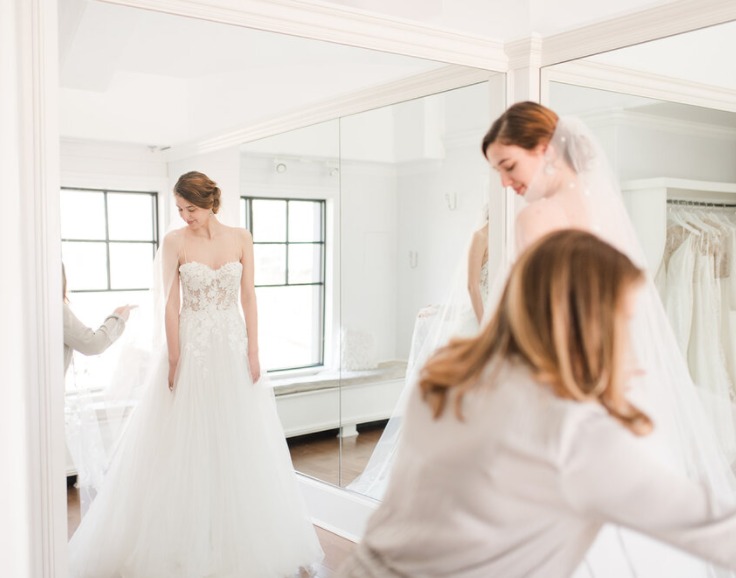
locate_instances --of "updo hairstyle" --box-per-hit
[174,171,221,214]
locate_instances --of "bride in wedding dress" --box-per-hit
[68,171,323,578]
[483,101,736,577]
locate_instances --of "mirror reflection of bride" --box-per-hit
[67,172,323,578]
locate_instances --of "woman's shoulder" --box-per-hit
[487,363,610,442]
[163,227,187,245]
[217,224,252,243]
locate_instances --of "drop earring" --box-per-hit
[543,161,556,175]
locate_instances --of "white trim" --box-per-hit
[297,475,374,543]
[542,60,736,113]
[166,66,494,160]
[540,0,736,67]
[96,0,507,70]
[623,177,736,203]
[579,109,736,141]
[624,177,736,194]
[505,34,543,71]
[16,0,67,576]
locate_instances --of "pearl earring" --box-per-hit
[543,162,556,176]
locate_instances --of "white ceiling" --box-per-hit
[59,0,734,148]
[59,0,444,146]
[306,0,681,40]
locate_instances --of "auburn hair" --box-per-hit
[174,171,221,214]
[481,101,558,156]
[419,229,651,436]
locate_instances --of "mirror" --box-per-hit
[543,20,736,453]
[237,80,501,491]
[59,0,503,526]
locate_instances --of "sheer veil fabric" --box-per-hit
[517,116,736,577]
[348,214,488,499]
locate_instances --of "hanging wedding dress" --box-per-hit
[657,206,736,466]
[68,249,323,577]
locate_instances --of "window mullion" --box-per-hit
[104,191,112,290]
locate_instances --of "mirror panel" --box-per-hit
[240,121,342,484]
[237,80,501,490]
[60,0,504,501]
[544,21,736,440]
[338,81,496,489]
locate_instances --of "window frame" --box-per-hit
[60,186,159,293]
[241,195,327,372]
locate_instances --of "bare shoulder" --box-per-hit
[162,228,187,251]
[516,200,569,251]
[233,226,253,245]
[163,227,183,244]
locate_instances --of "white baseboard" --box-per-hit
[297,474,378,543]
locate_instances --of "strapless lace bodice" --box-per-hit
[178,261,246,356]
[180,261,242,313]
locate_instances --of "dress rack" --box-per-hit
[667,199,736,208]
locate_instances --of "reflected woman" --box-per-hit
[68,171,323,577]
[63,264,133,374]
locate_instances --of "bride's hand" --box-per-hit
[168,360,178,391]
[248,351,261,383]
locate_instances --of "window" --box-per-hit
[61,187,158,389]
[241,197,326,371]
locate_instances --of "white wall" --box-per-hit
[240,82,494,366]
[60,138,168,191]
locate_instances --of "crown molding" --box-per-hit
[580,107,736,142]
[541,0,736,67]
[165,65,493,161]
[97,0,508,70]
[544,60,736,113]
[505,34,543,71]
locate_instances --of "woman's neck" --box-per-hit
[191,216,221,240]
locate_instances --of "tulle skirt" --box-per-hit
[68,327,323,578]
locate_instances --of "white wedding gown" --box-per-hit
[68,261,323,578]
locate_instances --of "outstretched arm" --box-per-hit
[63,304,127,356]
[562,416,736,571]
[240,229,260,383]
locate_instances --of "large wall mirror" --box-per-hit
[239,82,499,490]
[542,20,736,459]
[59,0,504,528]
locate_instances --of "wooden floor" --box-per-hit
[65,423,390,576]
[288,421,385,488]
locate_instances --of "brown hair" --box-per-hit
[420,230,651,435]
[481,101,558,157]
[174,171,221,214]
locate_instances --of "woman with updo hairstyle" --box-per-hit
[174,170,221,214]
[68,170,323,577]
[337,230,736,578]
